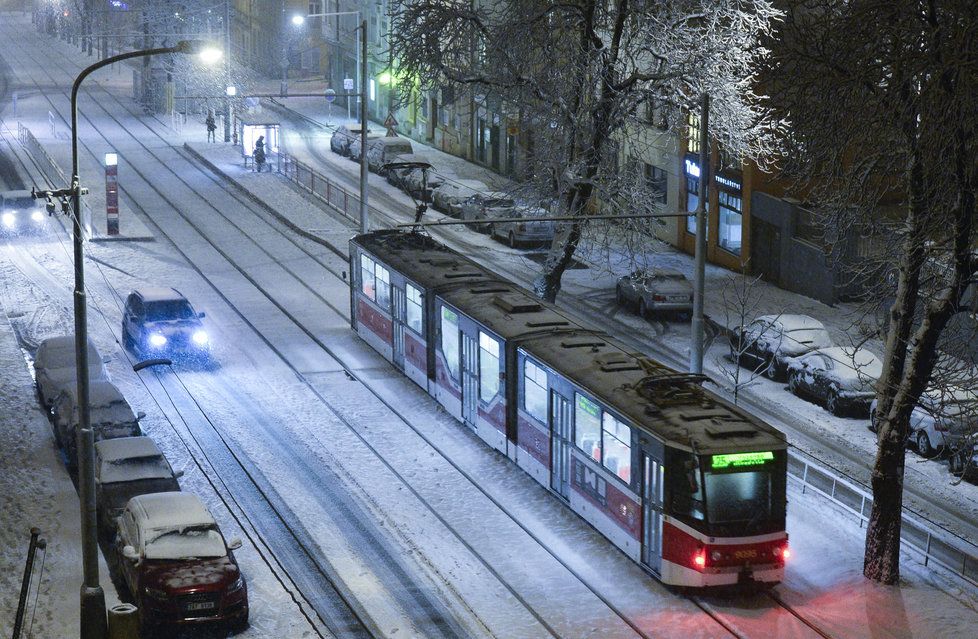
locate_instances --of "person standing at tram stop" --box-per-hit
[205,111,217,142]
[254,135,266,172]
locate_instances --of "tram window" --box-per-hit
[479,332,500,402]
[375,264,391,310]
[667,450,705,521]
[602,413,632,484]
[523,360,548,422]
[574,394,602,463]
[406,284,423,333]
[360,254,376,301]
[441,306,460,379]
[705,470,771,528]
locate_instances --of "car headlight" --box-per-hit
[2,212,15,227]
[143,586,167,600]
[192,330,209,345]
[227,575,245,593]
[31,210,44,222]
[149,334,168,347]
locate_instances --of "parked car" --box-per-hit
[615,269,694,317]
[488,205,555,247]
[329,125,373,156]
[786,346,883,416]
[730,314,834,381]
[122,287,209,359]
[949,434,978,481]
[404,168,455,201]
[870,386,978,457]
[431,179,489,217]
[34,335,109,409]
[52,379,143,470]
[384,153,430,190]
[460,192,517,233]
[1,189,47,234]
[366,137,414,175]
[115,492,248,633]
[95,436,182,537]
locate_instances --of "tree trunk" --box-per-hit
[863,413,907,584]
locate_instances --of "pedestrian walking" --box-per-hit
[254,135,266,172]
[205,111,216,142]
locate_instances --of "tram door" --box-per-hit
[461,333,479,428]
[550,391,572,500]
[642,453,664,572]
[392,287,406,370]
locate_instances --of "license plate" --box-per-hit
[187,601,216,611]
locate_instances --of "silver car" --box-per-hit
[615,270,694,317]
[431,179,489,217]
[489,206,555,247]
[871,387,978,457]
[404,168,455,201]
[329,125,373,156]
[459,192,516,233]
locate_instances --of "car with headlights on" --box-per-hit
[115,492,247,633]
[122,288,209,359]
[34,335,109,409]
[786,346,882,416]
[1,189,47,234]
[730,314,834,381]
[870,386,978,457]
[95,436,181,538]
[52,379,143,471]
[615,269,693,318]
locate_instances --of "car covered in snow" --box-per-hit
[34,335,109,409]
[431,179,489,217]
[403,167,455,201]
[949,434,978,481]
[384,153,431,189]
[459,192,517,233]
[365,137,414,175]
[116,492,248,632]
[786,346,883,416]
[488,205,556,247]
[122,287,209,359]
[1,189,47,234]
[52,379,143,470]
[615,269,694,317]
[870,386,978,457]
[95,436,181,537]
[730,314,834,381]
[329,124,374,156]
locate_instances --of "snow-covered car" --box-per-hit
[949,434,978,481]
[1,189,47,234]
[329,124,373,156]
[365,137,413,175]
[95,436,181,537]
[122,287,209,359]
[52,379,143,469]
[403,168,455,201]
[431,179,489,217]
[730,314,834,381]
[34,335,109,409]
[489,205,555,247]
[870,387,978,457]
[116,492,248,633]
[459,192,516,233]
[786,346,883,416]
[384,153,431,189]
[616,269,694,317]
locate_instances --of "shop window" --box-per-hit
[575,394,602,463]
[479,332,500,402]
[523,359,548,422]
[406,283,423,334]
[360,254,376,301]
[645,164,667,205]
[441,306,459,379]
[375,264,391,310]
[602,413,632,483]
[718,191,743,255]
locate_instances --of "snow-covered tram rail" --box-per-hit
[349,230,789,588]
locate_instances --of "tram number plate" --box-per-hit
[733,549,757,560]
[187,601,216,611]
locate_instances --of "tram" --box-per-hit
[349,230,789,587]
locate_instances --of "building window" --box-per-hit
[441,306,459,380]
[523,359,548,422]
[575,393,602,463]
[645,164,667,205]
[360,254,376,300]
[375,264,390,310]
[602,413,632,483]
[686,111,701,154]
[406,283,423,334]
[718,191,743,255]
[479,332,500,402]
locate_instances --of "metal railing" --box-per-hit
[279,151,385,226]
[787,447,978,587]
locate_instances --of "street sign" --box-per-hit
[324,88,336,103]
[343,78,354,91]
[384,112,399,137]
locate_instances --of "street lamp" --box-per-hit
[33,39,221,639]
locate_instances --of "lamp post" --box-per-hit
[34,40,221,639]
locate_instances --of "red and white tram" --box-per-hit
[350,230,789,587]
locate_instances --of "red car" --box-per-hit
[115,492,248,633]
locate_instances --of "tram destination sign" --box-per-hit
[711,451,774,469]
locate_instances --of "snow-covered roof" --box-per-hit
[760,314,825,332]
[441,179,487,191]
[134,287,185,303]
[814,346,883,379]
[95,436,161,463]
[57,379,125,408]
[96,437,173,484]
[35,336,101,369]
[129,492,215,531]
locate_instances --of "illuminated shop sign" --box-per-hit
[684,157,743,191]
[711,451,774,469]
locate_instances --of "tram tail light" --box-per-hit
[693,549,707,569]
[774,544,790,562]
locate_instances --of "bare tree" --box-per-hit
[389,0,782,301]
[763,0,978,584]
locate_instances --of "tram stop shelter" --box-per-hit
[235,114,280,171]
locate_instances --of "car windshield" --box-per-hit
[145,525,226,560]
[144,300,195,321]
[784,327,832,349]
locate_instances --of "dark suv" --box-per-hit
[122,288,209,359]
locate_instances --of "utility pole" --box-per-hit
[224,0,232,142]
[690,92,709,375]
[359,19,368,233]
